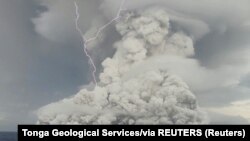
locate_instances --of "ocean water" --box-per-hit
[0,132,17,141]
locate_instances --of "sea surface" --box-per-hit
[0,132,17,141]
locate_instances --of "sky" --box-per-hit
[0,0,250,131]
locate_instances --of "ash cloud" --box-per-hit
[34,0,250,124]
[37,8,207,124]
[0,0,249,131]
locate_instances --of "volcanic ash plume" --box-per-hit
[37,8,207,124]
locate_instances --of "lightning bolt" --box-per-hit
[74,0,126,87]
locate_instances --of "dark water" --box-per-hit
[0,132,17,141]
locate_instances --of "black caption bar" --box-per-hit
[18,125,249,140]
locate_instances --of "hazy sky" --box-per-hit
[0,0,250,131]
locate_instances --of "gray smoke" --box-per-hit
[37,8,207,124]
